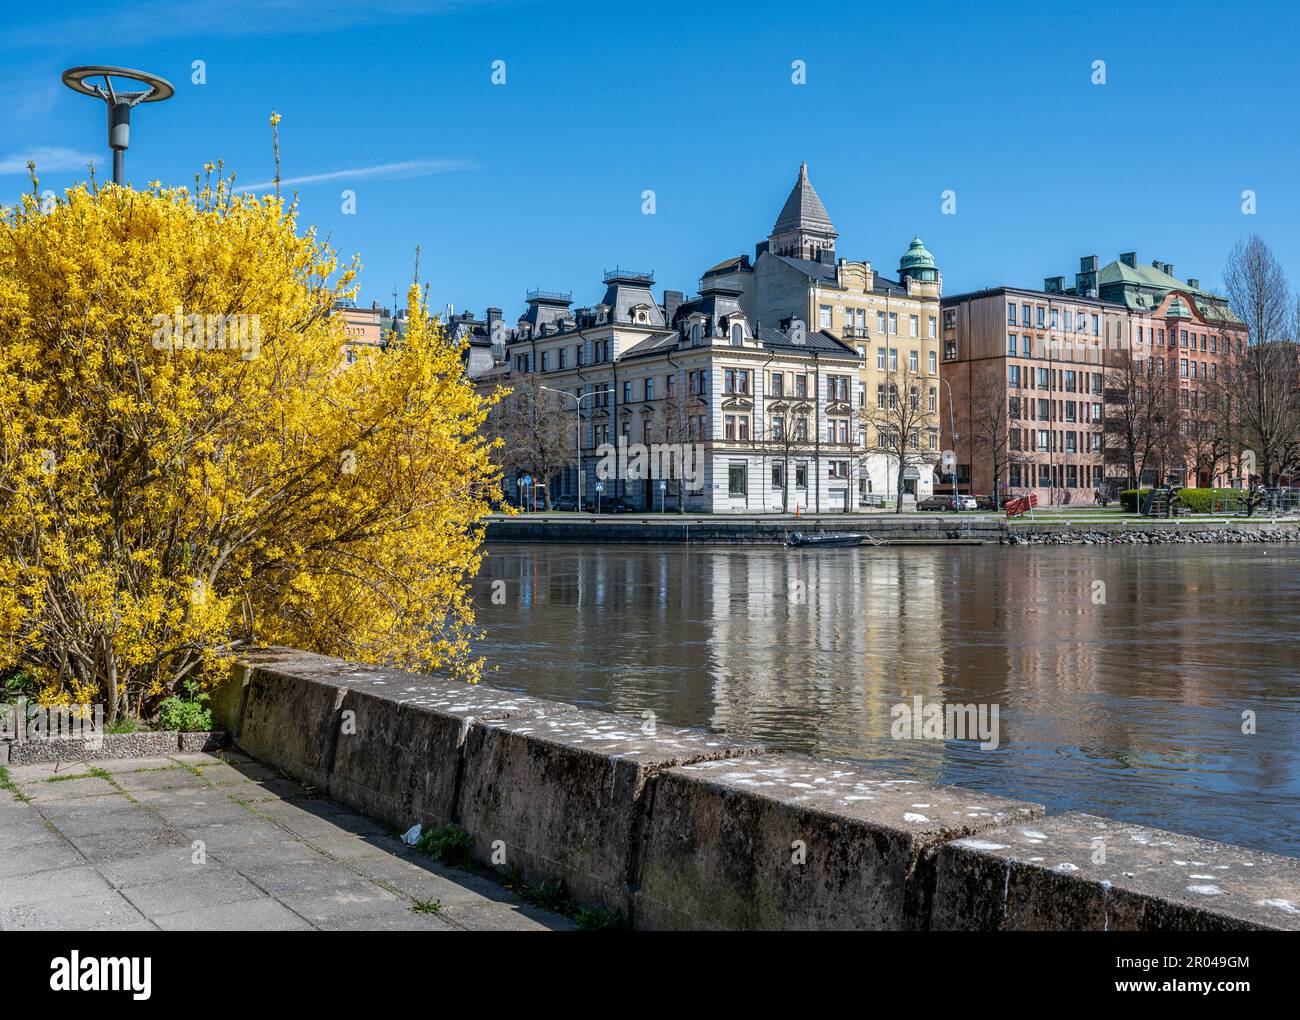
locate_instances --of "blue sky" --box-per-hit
[4,0,1298,318]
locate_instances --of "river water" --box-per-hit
[470,543,1300,856]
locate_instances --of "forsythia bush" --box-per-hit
[0,170,501,722]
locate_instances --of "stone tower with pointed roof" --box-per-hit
[765,162,837,261]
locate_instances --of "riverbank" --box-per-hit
[485,512,1300,546]
[199,646,1298,930]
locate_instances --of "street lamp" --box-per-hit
[939,376,960,505]
[61,66,174,186]
[540,386,597,510]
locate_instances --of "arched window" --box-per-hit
[691,324,701,346]
[731,323,744,346]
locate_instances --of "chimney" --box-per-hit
[1164,263,1175,279]
[1152,260,1165,275]
[1044,276,1065,294]
[486,306,502,327]
[1120,252,1137,268]
[1080,255,1099,273]
[1187,278,1200,290]
[663,289,684,323]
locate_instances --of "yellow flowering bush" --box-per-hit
[0,170,500,723]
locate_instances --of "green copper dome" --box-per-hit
[1166,296,1191,318]
[898,236,938,281]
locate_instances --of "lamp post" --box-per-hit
[939,376,960,505]
[61,66,174,186]
[541,386,596,510]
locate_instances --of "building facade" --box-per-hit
[940,252,1246,505]
[471,268,866,513]
[736,163,944,504]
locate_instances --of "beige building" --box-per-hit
[719,163,944,504]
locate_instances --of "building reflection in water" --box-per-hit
[472,543,1300,855]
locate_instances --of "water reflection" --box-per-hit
[472,543,1300,855]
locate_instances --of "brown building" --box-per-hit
[940,253,1246,505]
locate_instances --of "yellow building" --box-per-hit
[737,164,945,504]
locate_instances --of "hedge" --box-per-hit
[1119,488,1246,513]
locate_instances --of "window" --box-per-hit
[1008,364,1021,387]
[540,351,550,372]
[724,415,736,440]
[928,351,937,374]
[795,374,807,397]
[877,347,886,370]
[772,463,784,488]
[770,372,784,397]
[944,309,956,329]
[728,463,746,496]
[771,415,784,440]
[1091,314,1099,336]
[691,323,701,346]
[889,349,898,371]
[645,378,655,400]
[929,386,938,412]
[928,316,937,338]
[1064,311,1073,333]
[1037,430,1049,452]
[1007,301,1017,325]
[623,381,632,402]
[558,348,567,370]
[1008,334,1018,356]
[795,464,808,489]
[1050,309,1059,330]
[889,313,898,335]
[909,315,919,337]
[731,323,744,346]
[819,305,833,329]
[1037,306,1045,328]
[1022,303,1031,326]
[877,311,887,334]
[909,350,919,372]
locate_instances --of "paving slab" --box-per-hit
[0,751,573,930]
[932,811,1300,931]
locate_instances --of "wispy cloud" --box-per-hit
[1,0,497,48]
[239,158,475,191]
[0,146,99,175]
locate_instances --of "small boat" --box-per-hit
[785,531,868,548]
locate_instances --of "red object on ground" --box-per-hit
[1005,492,1038,518]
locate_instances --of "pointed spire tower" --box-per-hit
[767,161,837,262]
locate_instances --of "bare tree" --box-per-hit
[1104,354,1174,489]
[485,372,574,509]
[1223,236,1300,484]
[860,363,938,513]
[765,393,815,512]
[967,372,1018,501]
[651,370,706,512]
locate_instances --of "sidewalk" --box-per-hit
[0,751,574,931]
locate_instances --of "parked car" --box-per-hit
[918,495,954,511]
[971,494,997,511]
[583,496,636,513]
[551,495,579,512]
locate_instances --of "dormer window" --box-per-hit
[691,323,702,346]
[730,323,744,346]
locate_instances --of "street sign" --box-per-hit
[658,480,666,490]
[595,482,604,492]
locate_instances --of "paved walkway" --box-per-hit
[0,751,573,931]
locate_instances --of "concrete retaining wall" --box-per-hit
[210,647,1300,931]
